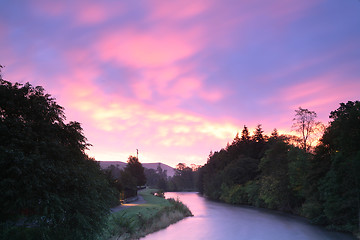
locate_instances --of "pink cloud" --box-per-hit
[73,1,124,25]
[75,3,109,25]
[169,77,203,99]
[286,75,358,107]
[94,20,225,104]
[264,69,360,125]
[283,80,328,102]
[132,80,153,100]
[64,49,91,66]
[147,0,211,21]
[31,0,65,17]
[199,89,224,102]
[3,0,342,167]
[97,27,202,68]
[53,65,239,160]
[31,0,122,25]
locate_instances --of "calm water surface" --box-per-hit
[142,192,356,240]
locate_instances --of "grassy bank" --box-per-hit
[104,189,192,240]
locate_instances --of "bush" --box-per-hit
[154,190,165,198]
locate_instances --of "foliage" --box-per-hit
[313,101,360,232]
[120,168,138,199]
[105,189,192,239]
[0,78,119,239]
[220,184,247,205]
[126,155,146,186]
[198,102,360,234]
[105,156,147,200]
[144,164,168,190]
[169,163,197,191]
[292,107,323,151]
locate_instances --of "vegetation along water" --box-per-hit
[1,67,359,239]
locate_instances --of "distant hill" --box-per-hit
[142,162,176,177]
[98,161,127,170]
[98,161,176,177]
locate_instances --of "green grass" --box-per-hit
[112,189,171,220]
[103,189,192,240]
[140,189,171,206]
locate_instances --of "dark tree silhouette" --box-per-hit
[0,76,118,239]
[199,104,359,234]
[292,107,322,152]
[241,125,250,142]
[315,101,360,232]
[125,155,146,186]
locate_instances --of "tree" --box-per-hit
[241,125,250,142]
[287,146,311,206]
[250,124,266,159]
[125,155,146,186]
[271,128,279,139]
[0,65,3,79]
[119,168,137,198]
[316,101,360,232]
[292,107,322,152]
[232,132,241,145]
[0,78,118,239]
[168,163,197,191]
[253,124,264,143]
[222,156,259,186]
[176,163,186,171]
[156,163,168,179]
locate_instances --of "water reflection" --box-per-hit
[142,192,356,240]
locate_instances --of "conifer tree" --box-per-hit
[241,125,250,142]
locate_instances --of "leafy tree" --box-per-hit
[125,155,146,186]
[144,165,168,190]
[176,163,186,171]
[170,163,196,191]
[292,107,322,152]
[287,146,311,210]
[157,163,168,179]
[119,168,137,199]
[198,103,359,235]
[315,101,360,232]
[0,77,118,239]
[222,156,259,186]
[144,168,160,187]
[158,177,168,191]
[259,140,292,211]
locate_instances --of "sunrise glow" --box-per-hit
[1,0,359,167]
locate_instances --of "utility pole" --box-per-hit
[136,149,139,159]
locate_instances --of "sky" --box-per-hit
[0,0,359,167]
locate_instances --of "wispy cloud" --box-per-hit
[1,0,358,166]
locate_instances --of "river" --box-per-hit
[142,192,356,240]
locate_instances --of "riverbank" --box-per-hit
[143,192,357,240]
[104,189,193,240]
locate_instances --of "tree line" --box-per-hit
[107,161,199,193]
[197,102,360,234]
[147,162,199,192]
